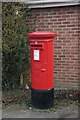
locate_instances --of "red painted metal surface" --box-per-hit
[27,31,57,90]
[27,31,57,38]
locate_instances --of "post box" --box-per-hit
[27,31,57,109]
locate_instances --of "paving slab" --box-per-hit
[2,103,79,118]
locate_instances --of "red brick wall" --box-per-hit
[27,6,79,89]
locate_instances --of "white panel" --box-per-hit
[28,2,79,8]
[34,50,40,60]
[26,0,79,4]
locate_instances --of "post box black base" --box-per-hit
[31,88,54,109]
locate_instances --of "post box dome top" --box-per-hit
[27,31,57,39]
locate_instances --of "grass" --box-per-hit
[3,88,25,98]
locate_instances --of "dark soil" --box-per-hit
[2,89,80,109]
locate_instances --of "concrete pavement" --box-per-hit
[2,103,79,118]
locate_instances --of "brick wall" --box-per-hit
[27,5,79,89]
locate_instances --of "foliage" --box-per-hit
[2,2,30,90]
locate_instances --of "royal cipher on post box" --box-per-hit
[27,31,57,109]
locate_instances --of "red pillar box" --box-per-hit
[27,31,57,109]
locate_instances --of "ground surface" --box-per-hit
[2,89,80,119]
[2,102,79,118]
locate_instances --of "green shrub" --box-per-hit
[2,2,30,90]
